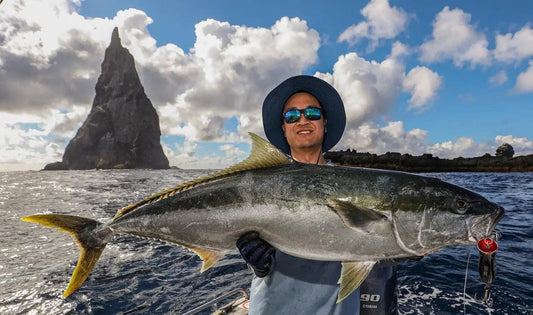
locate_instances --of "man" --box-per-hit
[237,75,398,314]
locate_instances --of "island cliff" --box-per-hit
[44,28,169,170]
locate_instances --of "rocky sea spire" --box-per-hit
[45,27,169,170]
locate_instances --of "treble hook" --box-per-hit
[482,283,494,307]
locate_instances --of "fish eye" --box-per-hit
[456,199,468,214]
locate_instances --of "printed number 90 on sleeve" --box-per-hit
[360,294,381,302]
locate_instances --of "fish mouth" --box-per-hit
[471,205,505,241]
[488,206,505,233]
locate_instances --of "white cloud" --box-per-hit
[0,121,60,168]
[0,0,530,171]
[337,121,428,155]
[0,0,321,143]
[145,16,320,142]
[493,24,533,63]
[335,121,533,159]
[512,60,533,94]
[423,136,533,158]
[220,144,246,158]
[425,136,532,158]
[163,141,248,170]
[316,52,405,128]
[0,0,322,169]
[176,139,198,158]
[388,41,411,59]
[162,139,197,168]
[402,66,442,112]
[317,53,440,132]
[419,7,490,67]
[495,135,533,156]
[428,137,475,158]
[488,70,508,86]
[0,0,113,114]
[338,0,408,50]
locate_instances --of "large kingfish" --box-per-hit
[22,133,504,302]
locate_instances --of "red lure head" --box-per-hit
[477,238,498,254]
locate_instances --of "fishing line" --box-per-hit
[463,246,473,314]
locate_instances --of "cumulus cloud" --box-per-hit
[316,52,405,128]
[310,52,444,156]
[147,16,320,142]
[388,41,411,59]
[1,0,321,125]
[334,121,533,159]
[338,0,408,50]
[495,135,533,156]
[163,141,247,169]
[419,7,490,67]
[220,144,246,157]
[488,70,508,86]
[317,52,440,127]
[427,136,533,158]
[0,0,322,169]
[337,121,427,155]
[427,137,492,158]
[402,66,442,112]
[162,139,200,168]
[0,0,113,114]
[512,60,533,94]
[1,0,530,171]
[493,24,533,63]
[0,121,57,167]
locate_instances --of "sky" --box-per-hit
[1,0,532,171]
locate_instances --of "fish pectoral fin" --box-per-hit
[327,199,387,231]
[337,261,376,303]
[186,246,226,273]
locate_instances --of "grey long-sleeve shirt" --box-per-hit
[249,250,398,315]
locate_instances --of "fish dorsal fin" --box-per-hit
[113,133,292,220]
[337,261,376,303]
[327,199,388,232]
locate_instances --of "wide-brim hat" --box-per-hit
[262,75,346,155]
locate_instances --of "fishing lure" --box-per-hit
[477,234,499,306]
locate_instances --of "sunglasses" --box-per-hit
[283,107,323,124]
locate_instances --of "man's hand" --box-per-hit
[236,231,275,277]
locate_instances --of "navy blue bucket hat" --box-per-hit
[262,75,346,155]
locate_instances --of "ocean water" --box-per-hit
[0,170,531,314]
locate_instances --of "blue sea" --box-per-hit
[0,170,531,314]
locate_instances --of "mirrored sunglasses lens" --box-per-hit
[284,110,301,123]
[304,108,322,120]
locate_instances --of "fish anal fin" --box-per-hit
[185,246,226,273]
[327,199,387,231]
[337,261,376,303]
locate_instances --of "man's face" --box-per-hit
[281,92,326,153]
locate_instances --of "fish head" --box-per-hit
[391,176,504,256]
